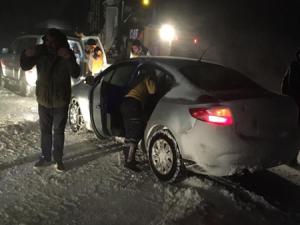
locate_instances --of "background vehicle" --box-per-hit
[70,56,300,182]
[0,33,108,96]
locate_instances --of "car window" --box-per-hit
[136,65,174,86]
[23,38,37,49]
[102,69,114,82]
[131,65,175,99]
[180,63,260,91]
[109,65,136,87]
[10,40,18,53]
[155,69,174,90]
[68,40,83,65]
[13,39,24,53]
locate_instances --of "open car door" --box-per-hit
[91,62,138,138]
[90,68,114,139]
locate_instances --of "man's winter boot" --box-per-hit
[122,146,129,162]
[124,143,141,172]
[34,157,52,167]
[127,143,137,164]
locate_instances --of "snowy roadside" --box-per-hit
[0,86,300,225]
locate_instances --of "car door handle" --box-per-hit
[96,104,102,109]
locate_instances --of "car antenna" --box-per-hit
[198,46,210,62]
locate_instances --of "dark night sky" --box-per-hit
[0,0,90,46]
[156,0,300,92]
[1,0,300,91]
[1,0,299,44]
[1,0,299,39]
[157,0,300,38]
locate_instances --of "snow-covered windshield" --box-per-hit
[179,63,261,91]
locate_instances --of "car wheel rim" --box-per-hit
[69,100,83,130]
[152,139,173,175]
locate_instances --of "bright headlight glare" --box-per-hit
[159,24,176,42]
[1,64,7,76]
[25,67,37,86]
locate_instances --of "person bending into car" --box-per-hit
[20,28,80,171]
[121,67,157,171]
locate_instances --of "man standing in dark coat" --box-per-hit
[20,28,80,171]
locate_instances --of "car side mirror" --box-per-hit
[1,48,9,54]
[84,75,95,86]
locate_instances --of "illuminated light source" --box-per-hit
[159,24,176,43]
[25,66,37,86]
[142,0,150,6]
[193,38,198,44]
[189,107,233,126]
[1,63,6,76]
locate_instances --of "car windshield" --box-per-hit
[179,63,261,92]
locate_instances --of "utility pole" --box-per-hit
[87,0,104,35]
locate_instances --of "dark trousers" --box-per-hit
[121,97,145,144]
[38,104,68,162]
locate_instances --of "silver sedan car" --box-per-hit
[69,57,300,182]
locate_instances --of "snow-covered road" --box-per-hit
[0,86,299,225]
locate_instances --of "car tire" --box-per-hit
[148,129,183,183]
[138,139,147,154]
[69,98,85,133]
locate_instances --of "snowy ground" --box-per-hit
[0,86,300,225]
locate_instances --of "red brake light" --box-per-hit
[189,107,233,126]
[193,38,198,44]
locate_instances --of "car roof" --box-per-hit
[127,56,198,65]
[16,34,81,41]
[118,56,226,69]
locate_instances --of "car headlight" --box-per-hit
[159,24,176,43]
[1,63,7,76]
[25,66,37,86]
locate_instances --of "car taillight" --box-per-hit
[189,107,233,126]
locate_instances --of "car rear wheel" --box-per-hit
[148,129,183,182]
[69,98,85,133]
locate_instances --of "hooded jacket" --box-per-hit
[20,45,80,108]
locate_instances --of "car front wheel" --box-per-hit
[69,98,85,133]
[148,129,183,182]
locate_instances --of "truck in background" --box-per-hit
[0,33,108,96]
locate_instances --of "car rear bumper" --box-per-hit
[179,124,300,176]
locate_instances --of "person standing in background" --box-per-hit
[88,46,104,75]
[130,39,150,58]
